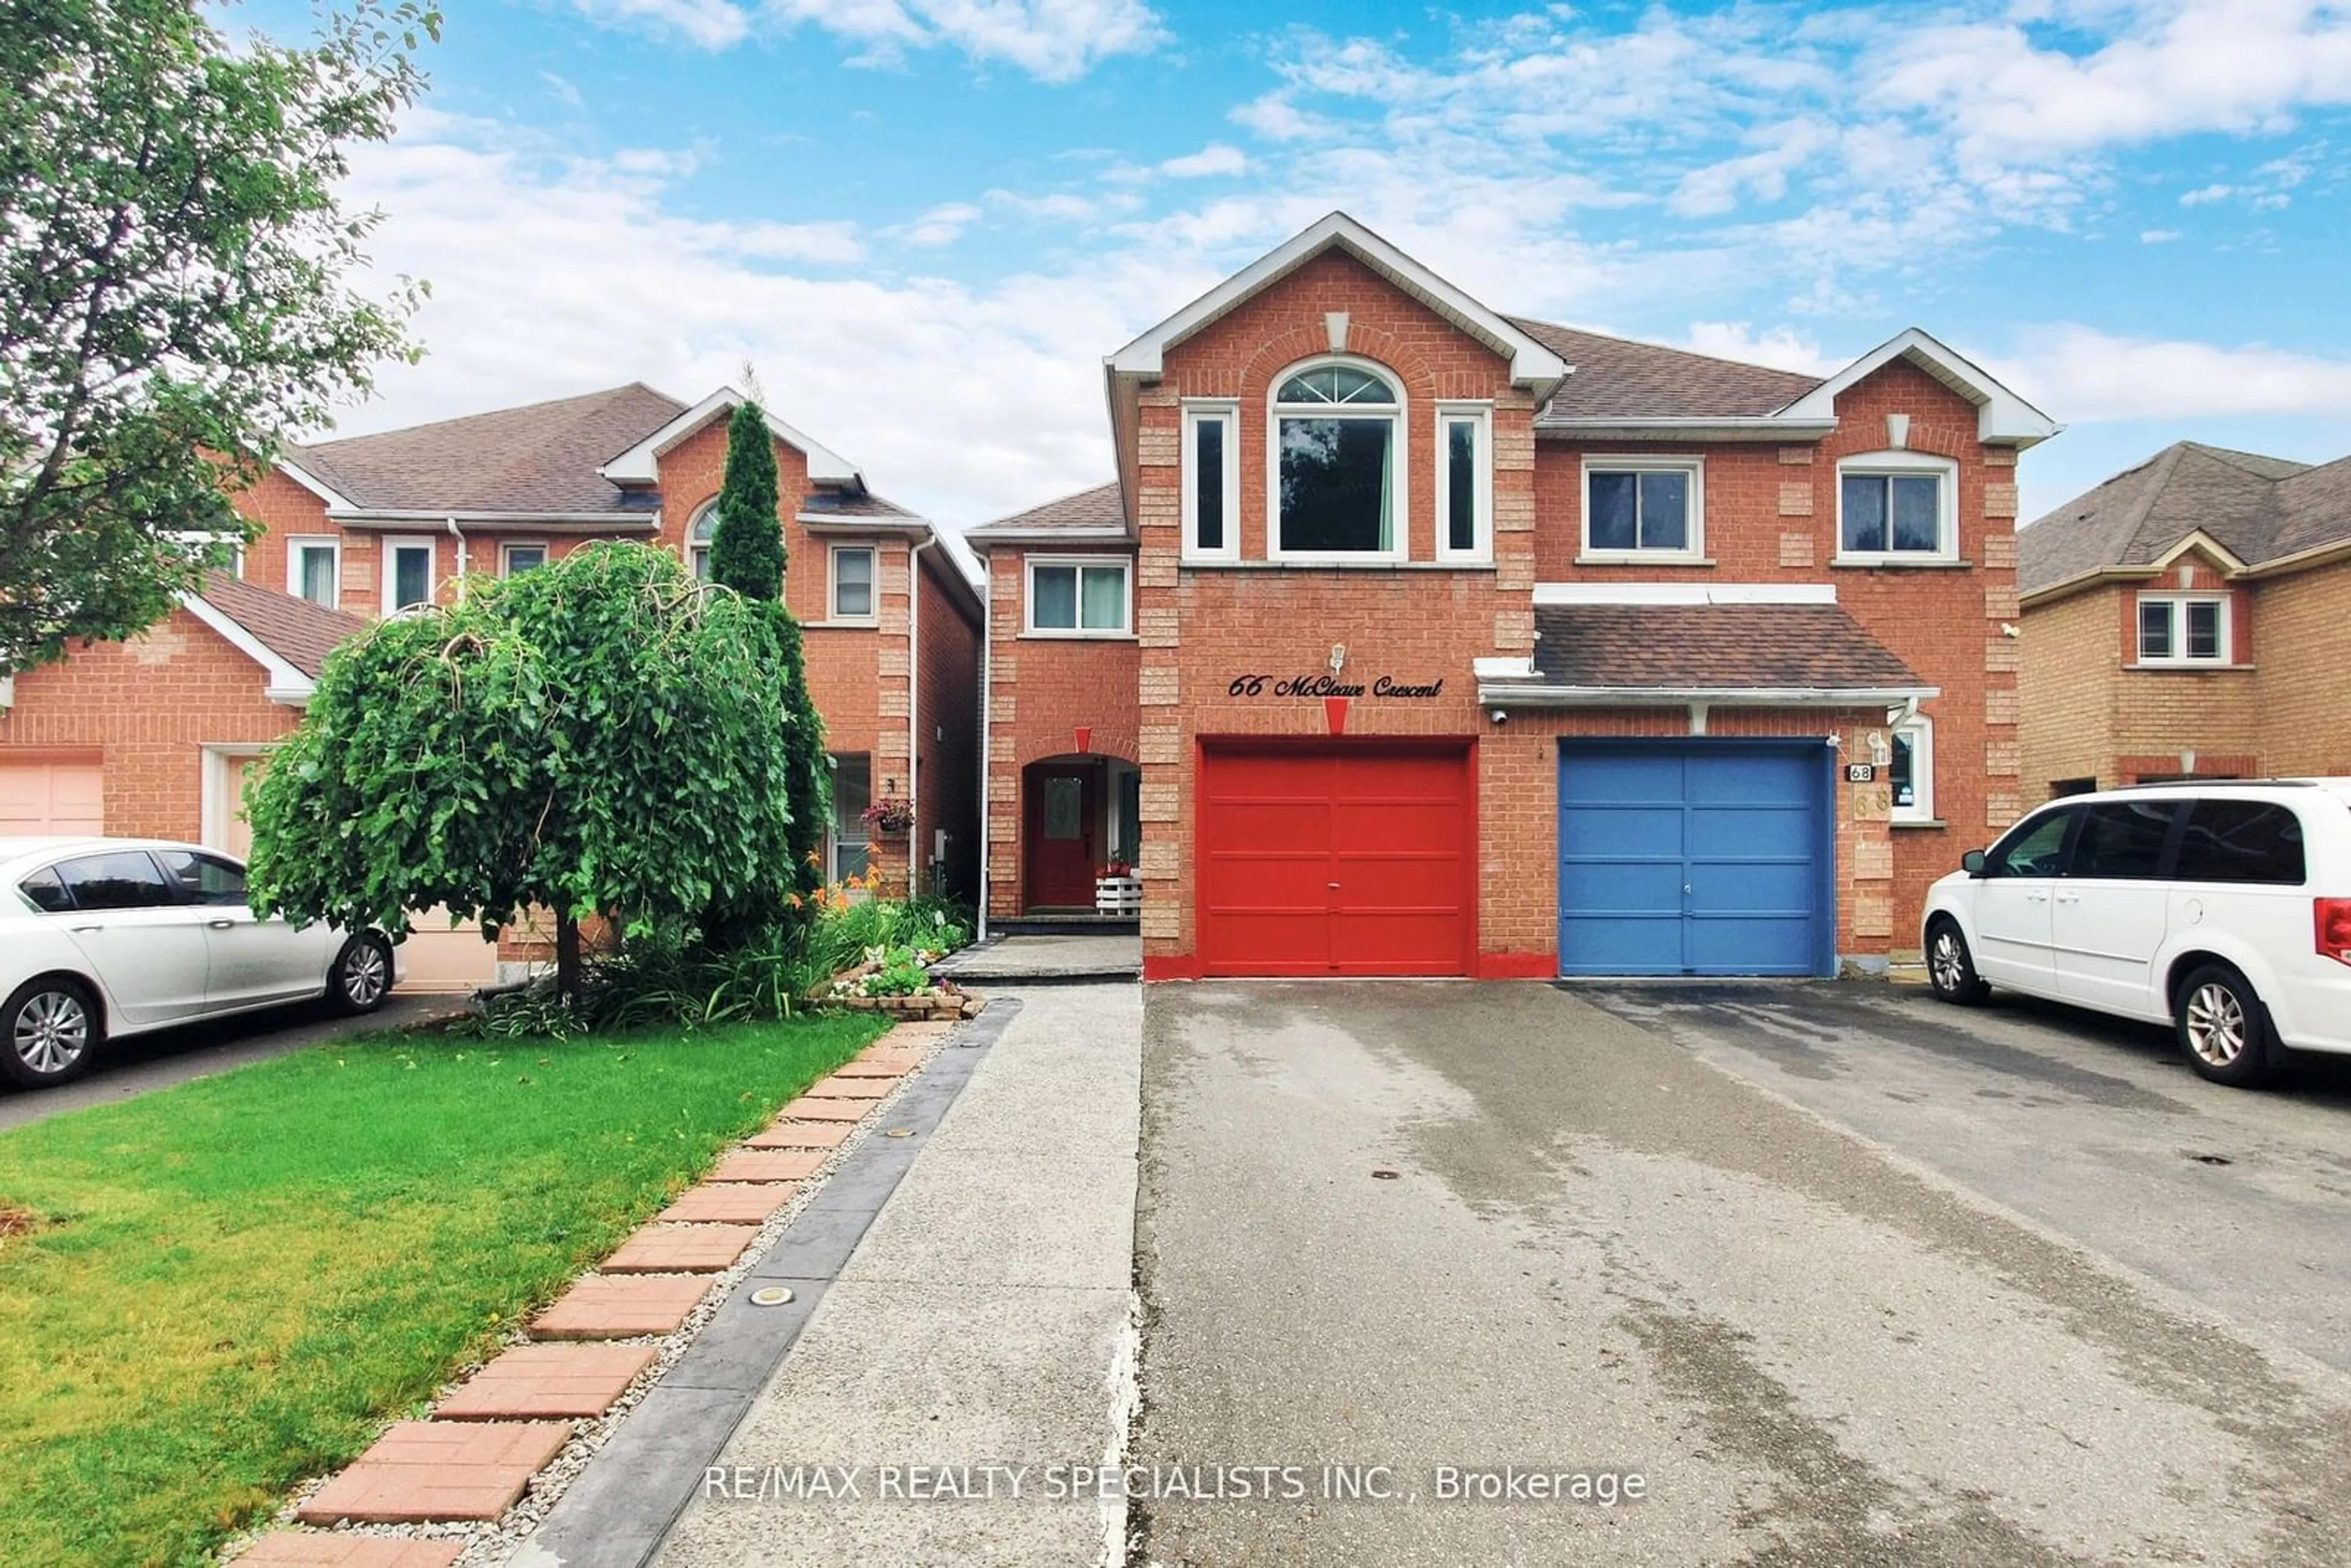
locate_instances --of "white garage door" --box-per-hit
[0,760,104,835]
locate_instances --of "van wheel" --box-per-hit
[2174,963,2274,1088]
[3,977,102,1089]
[1925,919,1989,1005]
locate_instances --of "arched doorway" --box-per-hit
[1022,753,1139,912]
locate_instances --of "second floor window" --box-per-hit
[2138,595,2228,664]
[1837,452,1957,563]
[1584,458,1701,557]
[384,538,435,612]
[1027,558,1128,636]
[1272,361,1401,560]
[1182,401,1239,561]
[831,546,877,620]
[288,538,339,609]
[501,543,547,576]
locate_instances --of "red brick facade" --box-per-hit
[981,236,2033,977]
[2,392,984,909]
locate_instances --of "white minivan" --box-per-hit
[1920,780,2351,1086]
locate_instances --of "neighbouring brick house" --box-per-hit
[974,212,2057,978]
[1,383,983,980]
[2017,441,2351,798]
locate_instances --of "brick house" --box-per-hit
[2017,441,2351,798]
[1,384,983,978]
[973,212,2057,978]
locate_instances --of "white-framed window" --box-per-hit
[501,542,547,576]
[2137,593,2230,665]
[1581,455,1703,560]
[1890,711,1935,825]
[287,536,340,609]
[686,502,718,579]
[381,536,437,613]
[1026,557,1130,637]
[1268,357,1406,563]
[830,544,877,621]
[830,752,871,884]
[1181,399,1240,563]
[1835,451,1959,564]
[1434,402,1494,563]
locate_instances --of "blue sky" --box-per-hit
[233,0,2351,530]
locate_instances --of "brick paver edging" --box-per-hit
[225,1008,1008,1568]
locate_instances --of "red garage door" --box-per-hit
[1197,741,1473,977]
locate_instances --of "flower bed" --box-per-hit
[815,943,980,1022]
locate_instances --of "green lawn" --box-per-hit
[0,1012,888,1568]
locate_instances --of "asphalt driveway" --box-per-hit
[0,992,449,1131]
[1133,981,2351,1567]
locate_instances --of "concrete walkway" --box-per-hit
[932,934,1141,983]
[651,982,1141,1568]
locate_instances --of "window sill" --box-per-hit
[1182,560,1495,573]
[1830,556,1970,569]
[2126,661,2252,672]
[1577,553,1715,567]
[1020,631,1137,641]
[1889,817,1948,831]
[807,618,880,630]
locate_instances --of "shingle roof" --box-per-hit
[1531,603,1924,691]
[2017,441,2348,595]
[195,572,366,679]
[1510,318,1823,424]
[965,482,1127,539]
[800,489,921,521]
[287,384,688,515]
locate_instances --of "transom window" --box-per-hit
[1837,453,1957,563]
[1583,457,1702,557]
[1027,558,1129,636]
[2137,595,2228,664]
[1271,358,1403,559]
[831,546,877,620]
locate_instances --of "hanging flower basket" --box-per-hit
[861,796,915,834]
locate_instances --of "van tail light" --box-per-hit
[2317,898,2351,967]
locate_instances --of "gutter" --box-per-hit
[1479,681,1941,708]
[976,549,992,944]
[446,517,467,597]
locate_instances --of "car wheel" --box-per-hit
[2,977,102,1089]
[331,934,394,1015]
[1925,918,1989,1005]
[2173,962,2274,1088]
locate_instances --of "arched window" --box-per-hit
[1269,359,1404,560]
[686,503,718,579]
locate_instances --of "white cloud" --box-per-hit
[1229,91,1336,143]
[2179,182,2235,204]
[572,0,751,50]
[1160,143,1248,179]
[1998,325,2351,422]
[762,0,1165,81]
[1682,321,1838,376]
[331,116,1187,525]
[895,201,983,247]
[2139,228,2181,242]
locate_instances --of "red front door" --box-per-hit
[1196,741,1472,977]
[1026,764,1099,909]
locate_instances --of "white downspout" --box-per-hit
[907,531,936,901]
[445,517,467,598]
[977,546,992,942]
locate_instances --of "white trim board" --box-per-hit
[1778,328,2061,448]
[1108,211,1569,386]
[1532,582,1837,606]
[178,592,314,704]
[601,386,861,486]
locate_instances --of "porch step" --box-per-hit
[989,914,1140,937]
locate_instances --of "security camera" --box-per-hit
[1489,707,1509,724]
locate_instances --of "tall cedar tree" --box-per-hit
[707,398,830,926]
[0,0,437,675]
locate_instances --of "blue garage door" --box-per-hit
[1558,742,1832,977]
